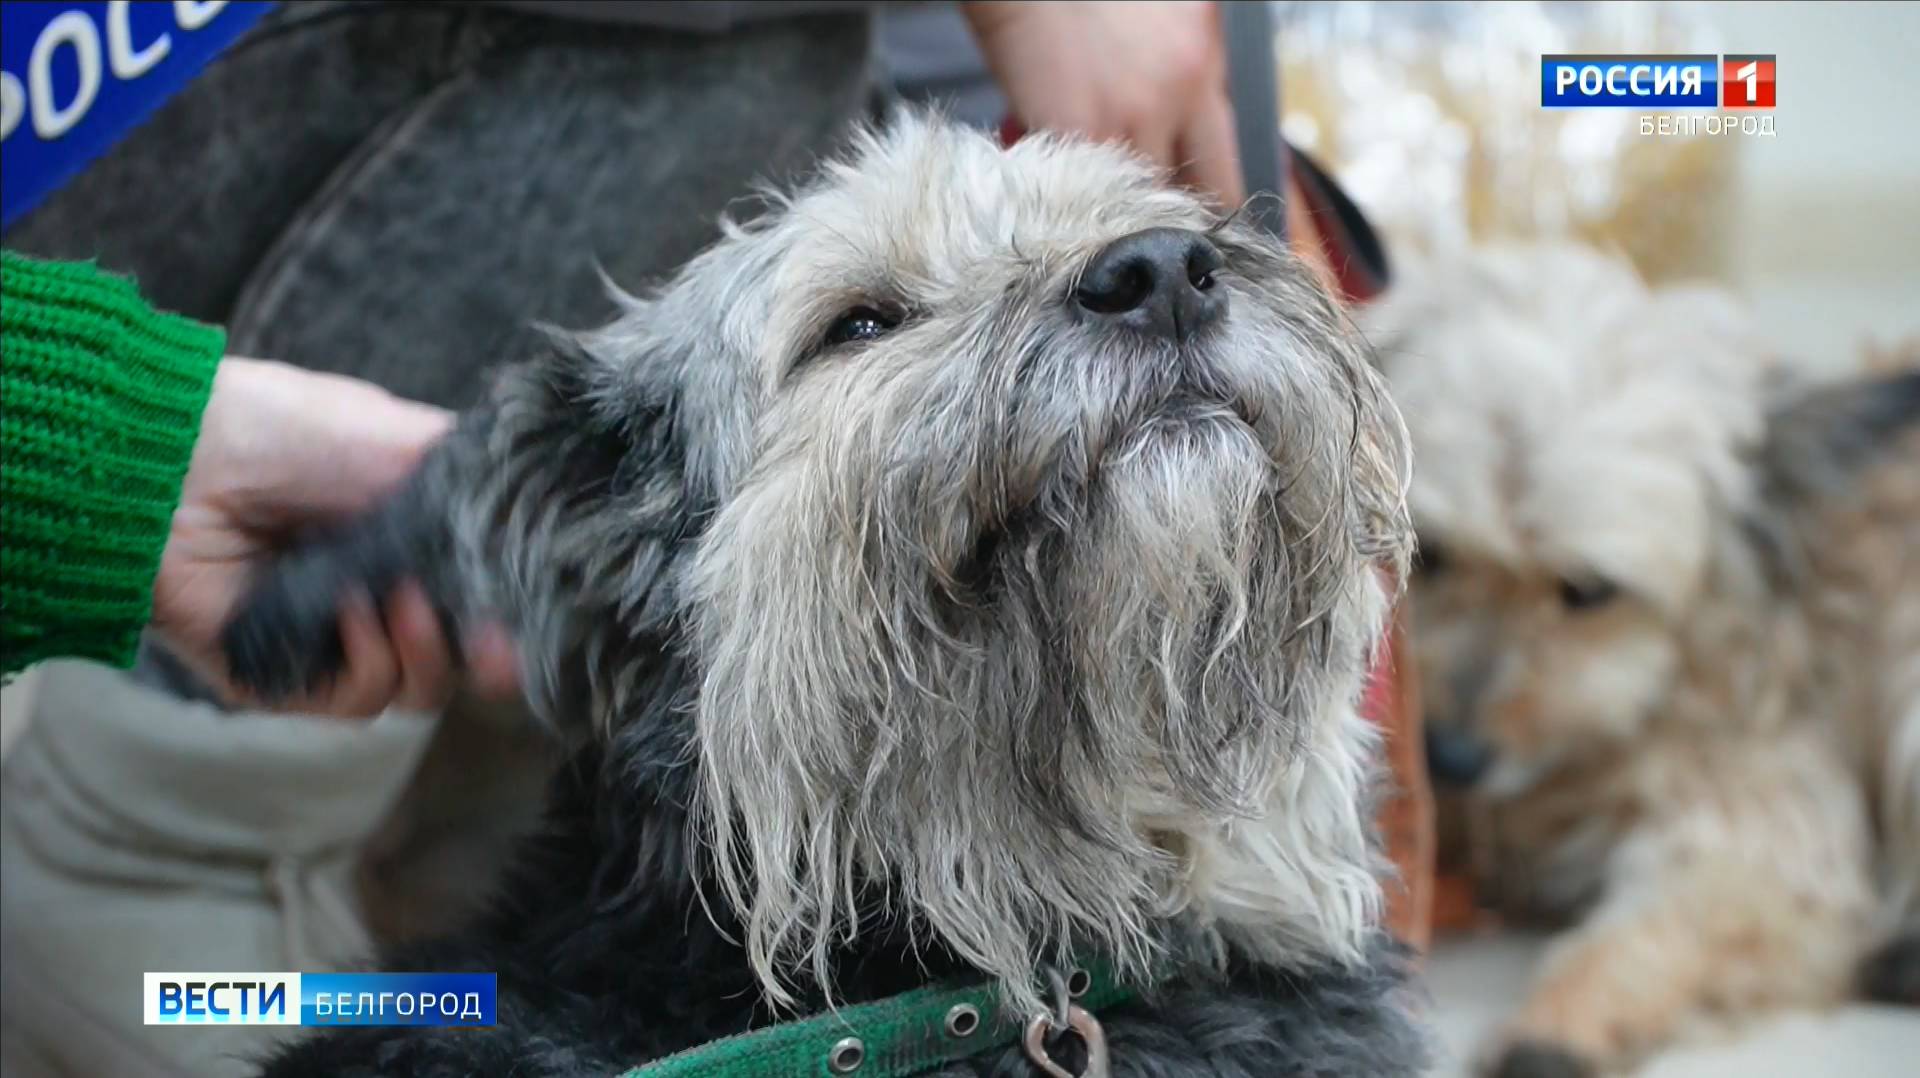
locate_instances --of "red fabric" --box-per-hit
[1364,644,1397,724]
[1305,209,1382,306]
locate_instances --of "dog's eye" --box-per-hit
[1559,575,1620,612]
[823,307,899,349]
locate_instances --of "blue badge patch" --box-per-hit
[2,1,274,229]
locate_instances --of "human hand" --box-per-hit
[963,1,1244,206]
[152,358,517,717]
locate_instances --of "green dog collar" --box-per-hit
[624,961,1132,1078]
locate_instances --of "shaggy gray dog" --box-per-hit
[226,113,1424,1077]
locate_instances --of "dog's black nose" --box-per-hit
[1076,227,1225,341]
[1425,723,1496,788]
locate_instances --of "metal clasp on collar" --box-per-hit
[1021,967,1108,1078]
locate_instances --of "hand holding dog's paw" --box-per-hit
[221,571,517,718]
[157,357,518,717]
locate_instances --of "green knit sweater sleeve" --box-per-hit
[1,252,224,678]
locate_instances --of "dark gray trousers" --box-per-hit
[6,1,876,408]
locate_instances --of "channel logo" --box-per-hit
[1542,54,1776,109]
[1542,55,1719,108]
[1721,54,1777,108]
[144,972,497,1027]
[143,973,298,1025]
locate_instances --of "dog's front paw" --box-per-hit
[1859,932,1920,1006]
[222,501,436,701]
[221,542,359,701]
[1484,1038,1597,1078]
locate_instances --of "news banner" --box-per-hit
[1542,53,1778,137]
[145,973,497,1027]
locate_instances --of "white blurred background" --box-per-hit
[1722,1,1920,369]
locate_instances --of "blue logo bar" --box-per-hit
[300,973,497,1027]
[0,2,277,229]
[1541,55,1719,108]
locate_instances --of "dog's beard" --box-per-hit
[1067,408,1300,811]
[686,269,1401,1014]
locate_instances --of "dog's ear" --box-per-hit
[222,332,706,737]
[1743,368,1920,584]
[1759,368,1920,504]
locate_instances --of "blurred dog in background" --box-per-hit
[1366,242,1919,1077]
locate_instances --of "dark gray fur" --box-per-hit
[1743,369,1920,589]
[1759,369,1920,511]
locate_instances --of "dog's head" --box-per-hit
[226,114,1413,1011]
[1366,242,1775,797]
[560,115,1411,1006]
